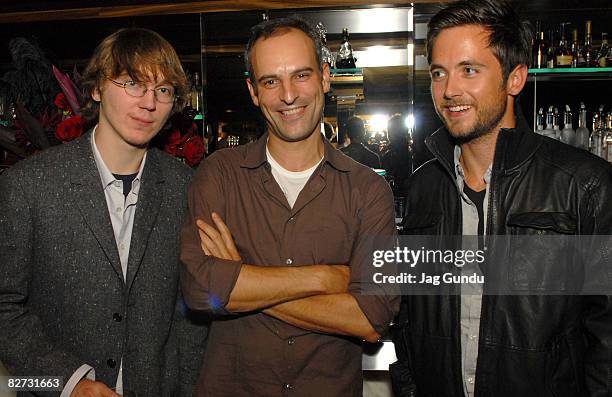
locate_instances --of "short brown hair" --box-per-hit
[81,28,188,119]
[427,0,531,82]
[245,16,323,84]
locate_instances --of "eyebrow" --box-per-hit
[257,67,315,83]
[429,60,487,71]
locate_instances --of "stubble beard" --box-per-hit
[443,96,507,145]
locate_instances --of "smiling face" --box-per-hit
[429,25,511,143]
[246,28,330,143]
[93,74,174,149]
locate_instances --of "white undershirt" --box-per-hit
[266,145,323,208]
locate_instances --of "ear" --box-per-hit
[92,86,101,102]
[246,78,260,107]
[506,64,528,96]
[321,62,331,94]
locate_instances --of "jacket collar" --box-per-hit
[425,110,541,178]
[240,132,352,172]
[68,130,164,287]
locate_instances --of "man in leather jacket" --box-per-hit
[390,0,612,396]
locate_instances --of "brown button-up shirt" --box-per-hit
[180,134,399,396]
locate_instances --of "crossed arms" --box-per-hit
[179,157,399,343]
[197,213,381,342]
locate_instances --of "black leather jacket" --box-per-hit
[390,118,612,397]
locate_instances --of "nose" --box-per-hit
[138,89,157,110]
[279,80,297,105]
[443,73,463,100]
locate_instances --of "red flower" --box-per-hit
[54,92,71,112]
[163,129,183,156]
[55,115,84,142]
[182,135,205,166]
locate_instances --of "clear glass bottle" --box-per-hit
[575,102,590,150]
[336,28,357,69]
[590,105,604,158]
[542,106,557,138]
[536,107,545,133]
[553,107,562,139]
[604,112,612,162]
[561,105,576,146]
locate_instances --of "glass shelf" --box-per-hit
[527,67,612,81]
[528,67,612,74]
[330,68,363,84]
[331,68,363,76]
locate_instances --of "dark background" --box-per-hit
[0,0,610,167]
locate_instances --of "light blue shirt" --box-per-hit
[454,145,491,397]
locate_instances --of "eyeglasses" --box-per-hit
[107,77,176,104]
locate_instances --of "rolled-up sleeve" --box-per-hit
[180,154,243,315]
[348,174,400,336]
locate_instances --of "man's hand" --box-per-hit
[70,379,120,397]
[196,212,241,261]
[197,212,350,294]
[196,212,351,312]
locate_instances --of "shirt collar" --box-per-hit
[453,145,492,186]
[91,125,147,194]
[240,132,352,172]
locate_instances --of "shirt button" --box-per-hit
[115,207,122,213]
[283,383,293,390]
[469,334,476,340]
[119,244,126,251]
[114,181,121,188]
[468,377,474,384]
[288,337,295,345]
[286,258,293,265]
[107,358,116,368]
[113,313,123,322]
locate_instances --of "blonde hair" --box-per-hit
[81,28,188,119]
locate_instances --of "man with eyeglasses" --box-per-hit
[0,28,207,397]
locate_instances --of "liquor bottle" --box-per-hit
[542,106,556,138]
[590,105,604,158]
[336,28,357,69]
[555,23,573,68]
[597,32,609,67]
[532,21,548,69]
[546,30,557,68]
[536,107,545,134]
[571,29,585,67]
[575,102,590,150]
[190,72,202,113]
[316,22,334,68]
[553,107,562,139]
[604,112,612,162]
[561,105,576,146]
[583,21,596,67]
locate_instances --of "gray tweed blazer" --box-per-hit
[0,132,207,396]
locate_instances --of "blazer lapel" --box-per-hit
[125,150,164,290]
[69,134,123,281]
